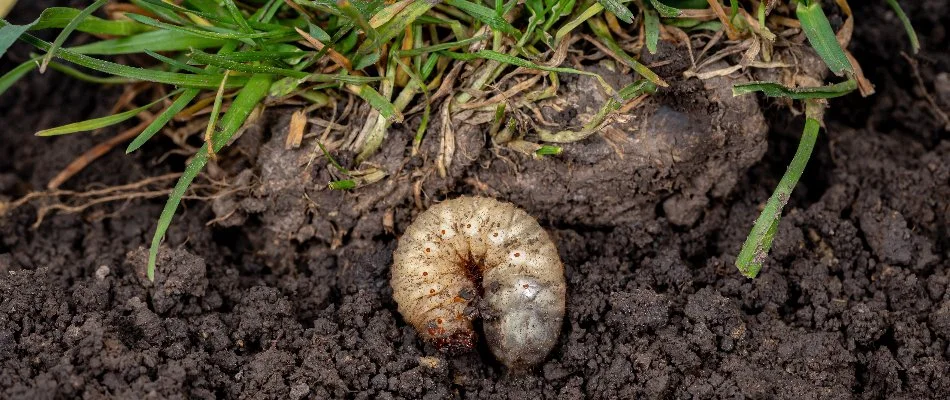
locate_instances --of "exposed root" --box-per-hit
[902,52,950,131]
[3,173,246,229]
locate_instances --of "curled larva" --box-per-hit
[391,196,566,369]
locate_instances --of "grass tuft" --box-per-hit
[0,0,918,280]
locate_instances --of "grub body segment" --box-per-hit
[391,196,566,368]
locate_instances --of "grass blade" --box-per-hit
[555,2,602,44]
[348,83,403,122]
[30,7,150,36]
[147,74,273,280]
[0,57,38,97]
[649,0,682,18]
[68,30,227,55]
[598,0,635,23]
[222,0,255,34]
[732,79,857,99]
[36,94,173,136]
[358,1,434,54]
[445,0,521,37]
[202,49,305,63]
[127,89,200,153]
[40,0,109,73]
[884,0,919,54]
[15,31,247,89]
[644,8,660,54]
[0,18,37,59]
[188,48,309,78]
[795,0,852,76]
[737,100,823,278]
[124,13,285,41]
[44,60,138,84]
[145,50,210,75]
[129,41,242,153]
[396,34,489,57]
[203,71,231,154]
[189,48,379,84]
[129,0,189,25]
[536,144,563,157]
[588,18,668,87]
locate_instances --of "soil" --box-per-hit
[1,2,949,399]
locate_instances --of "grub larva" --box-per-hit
[391,196,566,369]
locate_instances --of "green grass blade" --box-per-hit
[644,8,660,54]
[136,0,268,29]
[222,0,255,34]
[199,50,304,63]
[732,79,857,99]
[0,57,38,97]
[0,18,37,59]
[542,0,578,33]
[353,51,381,70]
[213,77,272,151]
[554,2,602,44]
[178,0,222,14]
[129,0,189,25]
[329,180,357,190]
[147,148,209,281]
[188,49,309,78]
[598,0,635,23]
[588,18,668,87]
[145,50,210,75]
[536,145,562,156]
[127,89,200,153]
[664,18,721,31]
[203,71,231,150]
[338,0,379,49]
[147,74,273,280]
[44,60,138,84]
[68,29,228,55]
[649,0,682,18]
[15,31,247,89]
[30,7,150,36]
[396,34,489,57]
[40,0,109,73]
[129,41,242,153]
[349,83,403,122]
[36,94,173,136]
[795,0,852,76]
[255,0,283,23]
[124,13,285,41]
[358,1,434,55]
[736,100,823,278]
[189,49,379,84]
[445,0,521,37]
[884,0,919,54]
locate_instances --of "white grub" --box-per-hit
[391,196,566,369]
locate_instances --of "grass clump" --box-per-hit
[0,0,920,280]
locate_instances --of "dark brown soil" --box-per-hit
[2,2,948,399]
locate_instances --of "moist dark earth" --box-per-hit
[1,2,949,399]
